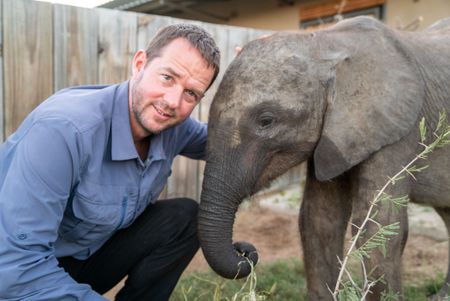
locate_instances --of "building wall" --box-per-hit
[218,0,449,31]
[212,0,314,31]
[384,0,450,30]
[219,1,312,31]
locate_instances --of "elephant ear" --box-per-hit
[313,18,424,181]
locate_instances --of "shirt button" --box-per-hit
[17,233,27,240]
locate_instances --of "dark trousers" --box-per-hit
[58,198,199,301]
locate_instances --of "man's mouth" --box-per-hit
[153,104,173,118]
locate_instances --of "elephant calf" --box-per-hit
[198,16,450,301]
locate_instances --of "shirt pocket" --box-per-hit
[60,184,138,242]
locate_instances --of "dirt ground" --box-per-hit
[187,204,448,279]
[104,203,448,299]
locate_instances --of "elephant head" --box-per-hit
[198,17,423,279]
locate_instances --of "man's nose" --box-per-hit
[164,86,183,109]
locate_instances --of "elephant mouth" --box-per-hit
[254,149,308,192]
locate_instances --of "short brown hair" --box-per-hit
[145,23,221,89]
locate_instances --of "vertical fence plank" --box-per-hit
[0,0,4,141]
[3,0,53,137]
[98,8,137,84]
[54,4,99,90]
[167,156,199,200]
[137,14,175,49]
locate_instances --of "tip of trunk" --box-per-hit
[204,241,259,279]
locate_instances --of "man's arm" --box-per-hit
[0,119,106,300]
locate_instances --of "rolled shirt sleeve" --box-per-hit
[0,119,106,300]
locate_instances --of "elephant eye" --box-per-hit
[257,113,276,129]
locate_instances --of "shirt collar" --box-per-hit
[148,132,166,162]
[111,81,166,162]
[111,81,138,161]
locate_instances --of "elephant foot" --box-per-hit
[428,290,449,301]
[428,281,450,301]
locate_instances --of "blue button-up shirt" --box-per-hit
[0,81,207,300]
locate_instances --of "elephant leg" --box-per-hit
[300,163,352,301]
[351,192,409,301]
[428,207,450,301]
[351,160,412,300]
[347,133,420,301]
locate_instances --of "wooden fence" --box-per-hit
[0,0,304,201]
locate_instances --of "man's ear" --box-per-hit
[131,50,147,79]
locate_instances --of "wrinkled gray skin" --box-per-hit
[198,16,450,301]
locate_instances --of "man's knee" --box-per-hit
[160,198,199,221]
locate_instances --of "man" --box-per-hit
[0,23,220,300]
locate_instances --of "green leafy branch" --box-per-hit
[332,112,450,300]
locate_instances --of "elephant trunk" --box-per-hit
[198,162,258,279]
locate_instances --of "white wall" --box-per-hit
[217,0,449,31]
[385,0,450,30]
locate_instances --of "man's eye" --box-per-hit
[161,74,172,82]
[184,90,198,103]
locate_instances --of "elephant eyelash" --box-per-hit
[259,118,275,128]
[257,115,276,129]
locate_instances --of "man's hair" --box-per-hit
[145,23,221,90]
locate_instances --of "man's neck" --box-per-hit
[135,138,150,161]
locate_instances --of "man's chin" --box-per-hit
[146,123,172,135]
[146,128,162,135]
[143,118,182,135]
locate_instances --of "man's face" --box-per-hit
[129,38,215,138]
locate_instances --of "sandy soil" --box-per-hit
[104,203,448,299]
[188,204,448,277]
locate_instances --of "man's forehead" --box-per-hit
[156,62,212,94]
[160,37,195,55]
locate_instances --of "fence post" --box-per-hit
[3,0,53,137]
